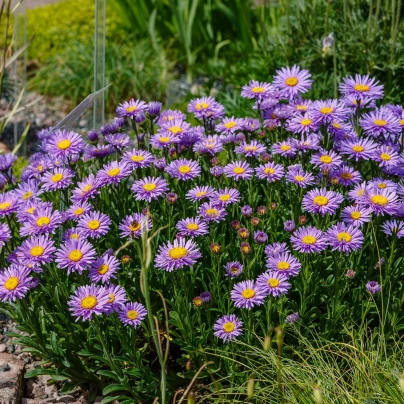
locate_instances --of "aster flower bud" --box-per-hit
[366,281,381,295]
[193,296,203,307]
[210,166,223,177]
[240,242,251,254]
[238,228,249,239]
[257,206,267,215]
[260,152,271,162]
[121,255,130,264]
[154,158,167,170]
[166,192,178,204]
[258,131,266,139]
[346,269,356,278]
[210,157,219,166]
[286,312,299,324]
[241,205,253,217]
[251,217,260,226]
[169,147,177,158]
[231,220,241,230]
[87,130,99,142]
[148,101,162,116]
[210,243,221,254]
[135,112,146,124]
[200,291,211,303]
[299,215,307,225]
[270,202,277,210]
[284,220,296,232]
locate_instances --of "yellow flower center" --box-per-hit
[296,105,307,111]
[351,211,361,220]
[224,121,237,129]
[107,168,121,177]
[168,247,188,260]
[4,276,19,291]
[313,196,329,206]
[88,220,100,230]
[341,172,352,180]
[30,246,44,257]
[251,86,265,93]
[277,261,290,270]
[302,235,317,245]
[81,296,97,309]
[354,83,370,92]
[280,144,291,151]
[69,250,83,262]
[108,294,115,303]
[337,232,352,242]
[178,165,191,174]
[332,122,341,129]
[285,77,298,86]
[400,119,404,126]
[57,139,72,150]
[233,167,245,174]
[169,126,183,134]
[264,167,275,175]
[74,208,84,216]
[196,102,209,110]
[26,207,36,214]
[187,223,199,231]
[51,173,64,182]
[357,189,365,196]
[131,155,145,162]
[0,202,11,211]
[223,322,235,332]
[230,267,239,274]
[371,195,388,206]
[320,155,332,164]
[241,288,256,299]
[374,119,387,127]
[294,175,306,182]
[219,194,230,201]
[352,145,364,152]
[159,137,171,143]
[206,208,218,217]
[196,191,206,197]
[380,153,391,161]
[37,165,44,172]
[320,107,334,114]
[267,278,280,287]
[244,145,258,151]
[301,118,312,126]
[127,310,139,320]
[70,233,79,239]
[22,191,33,200]
[129,222,141,232]
[83,184,92,192]
[36,216,50,227]
[126,105,137,112]
[377,183,387,189]
[143,183,157,192]
[98,264,109,275]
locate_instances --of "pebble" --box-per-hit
[0,343,6,353]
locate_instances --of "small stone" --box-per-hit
[6,343,15,354]
[0,363,11,372]
[0,343,6,353]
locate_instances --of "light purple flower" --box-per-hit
[366,281,381,295]
[176,217,209,237]
[89,253,120,284]
[119,213,152,239]
[198,202,227,223]
[118,302,147,328]
[302,188,344,216]
[68,285,109,321]
[291,226,327,253]
[224,261,243,278]
[266,252,301,278]
[214,314,243,342]
[326,223,364,253]
[131,176,169,202]
[223,161,253,180]
[230,280,266,309]
[116,99,148,118]
[186,185,214,202]
[77,211,111,239]
[55,239,96,274]
[0,265,33,302]
[257,271,291,297]
[45,130,84,158]
[165,158,201,180]
[273,65,313,98]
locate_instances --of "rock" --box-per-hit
[0,344,6,353]
[0,363,11,372]
[0,353,25,404]
[21,399,37,404]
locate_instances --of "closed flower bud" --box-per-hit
[260,152,271,162]
[251,217,260,226]
[193,296,203,307]
[185,360,192,372]
[210,243,221,254]
[210,157,219,166]
[231,220,241,230]
[270,202,277,210]
[121,255,130,264]
[263,335,271,352]
[240,242,251,254]
[257,206,266,215]
[346,269,356,278]
[298,215,307,225]
[247,378,255,399]
[238,228,249,239]
[166,192,178,204]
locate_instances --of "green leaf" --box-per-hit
[102,384,126,395]
[100,396,121,404]
[25,368,51,378]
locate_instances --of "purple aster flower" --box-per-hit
[368,178,397,192]
[0,266,33,302]
[187,96,225,120]
[63,227,83,242]
[100,117,124,136]
[210,166,224,177]
[273,65,313,98]
[310,149,343,170]
[105,133,130,149]
[216,117,242,135]
[231,280,266,309]
[118,302,147,328]
[326,223,364,253]
[0,223,11,248]
[150,132,179,149]
[339,138,377,161]
[309,99,349,124]
[186,186,214,202]
[348,183,368,204]
[224,261,243,278]
[65,201,92,222]
[266,252,301,278]
[176,217,209,237]
[287,113,319,135]
[20,235,56,267]
[254,230,268,244]
[68,285,109,321]
[381,220,404,238]
[42,167,74,191]
[0,153,16,172]
[302,188,344,216]
[331,165,362,186]
[21,206,62,236]
[339,74,384,100]
[200,291,211,303]
[84,144,114,159]
[193,135,224,155]
[366,281,381,295]
[14,180,43,204]
[241,80,275,100]
[97,160,132,187]
[210,188,240,207]
[154,238,201,272]
[159,119,191,138]
[223,161,254,180]
[55,239,96,274]
[153,158,167,170]
[286,164,314,188]
[341,206,372,227]
[45,130,84,158]
[71,174,100,203]
[291,226,327,253]
[328,120,354,138]
[165,158,201,180]
[158,109,186,125]
[272,140,297,158]
[372,146,400,168]
[286,312,300,324]
[122,149,154,169]
[284,220,296,232]
[364,186,398,216]
[294,134,321,151]
[360,108,401,138]
[0,192,20,218]
[104,284,127,315]
[119,213,152,239]
[87,130,99,142]
[131,176,169,202]
[255,162,284,183]
[264,242,289,258]
[257,271,291,297]
[89,253,120,284]
[198,202,227,223]
[77,211,111,239]
[147,101,162,116]
[214,314,243,342]
[234,140,267,158]
[116,99,148,118]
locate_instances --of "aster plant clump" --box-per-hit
[0,66,403,401]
